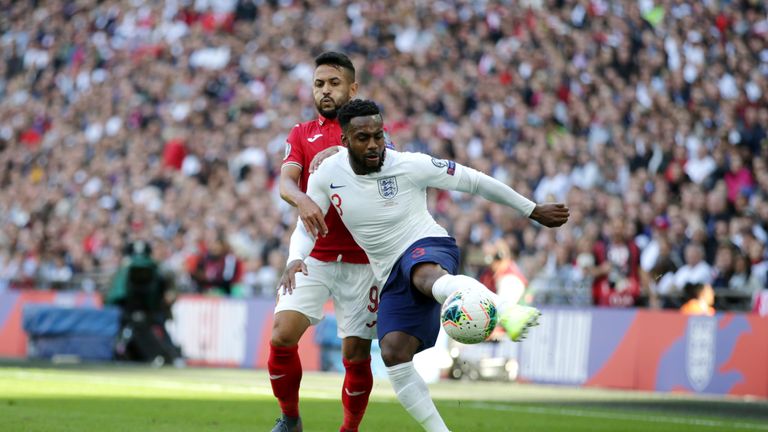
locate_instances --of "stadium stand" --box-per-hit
[0,0,766,313]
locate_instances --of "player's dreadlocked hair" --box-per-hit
[338,99,381,131]
[314,51,355,81]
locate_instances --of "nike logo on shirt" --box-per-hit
[330,184,345,189]
[307,134,323,142]
[344,388,367,397]
[269,374,286,380]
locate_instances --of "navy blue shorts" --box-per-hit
[377,237,460,353]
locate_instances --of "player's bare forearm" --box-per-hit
[278,171,305,207]
[529,203,570,228]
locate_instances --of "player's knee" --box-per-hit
[379,336,417,367]
[380,347,413,367]
[270,331,300,347]
[411,263,448,293]
[271,312,309,346]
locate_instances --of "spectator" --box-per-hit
[724,154,755,204]
[592,218,641,307]
[672,244,714,297]
[644,235,681,309]
[711,244,736,290]
[728,251,759,293]
[191,236,241,296]
[37,251,74,290]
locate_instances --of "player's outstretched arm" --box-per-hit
[463,169,570,227]
[416,154,570,226]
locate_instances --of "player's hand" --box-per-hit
[529,203,570,228]
[297,195,328,237]
[309,146,340,173]
[279,259,308,295]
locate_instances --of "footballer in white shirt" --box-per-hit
[282,99,569,432]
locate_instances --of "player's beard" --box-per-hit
[349,148,385,174]
[316,96,343,119]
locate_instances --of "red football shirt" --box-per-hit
[282,115,369,264]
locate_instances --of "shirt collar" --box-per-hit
[318,114,338,127]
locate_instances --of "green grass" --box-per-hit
[0,364,766,431]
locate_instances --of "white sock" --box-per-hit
[386,362,449,432]
[432,274,512,315]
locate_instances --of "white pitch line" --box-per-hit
[466,402,768,430]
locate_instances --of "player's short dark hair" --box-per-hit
[683,282,705,301]
[338,99,381,131]
[314,51,355,81]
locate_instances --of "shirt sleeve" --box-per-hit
[406,152,463,190]
[287,218,315,263]
[286,163,333,264]
[281,124,305,170]
[409,152,536,217]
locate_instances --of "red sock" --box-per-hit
[268,343,302,418]
[340,357,373,432]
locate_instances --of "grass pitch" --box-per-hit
[1,364,766,431]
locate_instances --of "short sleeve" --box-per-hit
[282,124,305,170]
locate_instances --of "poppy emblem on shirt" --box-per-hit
[411,247,426,258]
[378,177,398,199]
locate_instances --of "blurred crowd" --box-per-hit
[0,0,766,311]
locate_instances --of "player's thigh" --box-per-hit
[330,263,379,340]
[274,257,333,326]
[376,262,442,354]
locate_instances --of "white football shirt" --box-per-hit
[290,148,536,282]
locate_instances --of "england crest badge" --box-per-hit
[378,177,398,199]
[686,317,716,392]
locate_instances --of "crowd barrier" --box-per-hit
[165,295,325,370]
[1,291,765,398]
[474,308,768,398]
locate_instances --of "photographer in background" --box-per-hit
[680,283,716,317]
[478,240,528,306]
[106,240,183,367]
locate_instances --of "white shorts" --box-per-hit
[274,257,379,340]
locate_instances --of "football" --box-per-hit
[440,288,498,344]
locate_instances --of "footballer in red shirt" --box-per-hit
[268,51,376,432]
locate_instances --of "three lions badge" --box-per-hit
[378,177,398,199]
